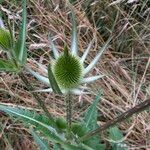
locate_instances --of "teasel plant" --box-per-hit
[26,11,111,133]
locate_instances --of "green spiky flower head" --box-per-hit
[53,46,83,89]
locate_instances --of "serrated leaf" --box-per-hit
[0,105,64,144]
[30,129,50,150]
[0,59,18,72]
[13,0,27,65]
[48,64,62,95]
[109,127,127,150]
[0,28,12,51]
[84,92,102,130]
[83,92,102,149]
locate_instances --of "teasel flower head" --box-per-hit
[27,13,111,95]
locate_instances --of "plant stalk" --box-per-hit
[18,72,53,121]
[66,92,72,139]
[80,98,150,141]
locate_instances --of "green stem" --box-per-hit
[80,98,150,141]
[65,92,72,139]
[18,72,54,121]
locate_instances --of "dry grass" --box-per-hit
[0,0,150,149]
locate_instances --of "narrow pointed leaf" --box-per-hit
[34,88,53,93]
[0,59,18,72]
[48,64,62,94]
[71,88,90,95]
[35,88,90,95]
[71,11,78,56]
[14,0,27,65]
[26,67,50,85]
[33,60,48,74]
[80,40,94,64]
[30,129,50,150]
[84,37,112,75]
[81,75,104,84]
[48,34,59,59]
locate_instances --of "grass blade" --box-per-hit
[48,64,62,95]
[14,0,27,65]
[84,37,112,75]
[48,34,59,59]
[70,11,78,56]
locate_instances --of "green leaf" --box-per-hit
[48,34,59,59]
[71,123,88,137]
[13,0,27,65]
[62,143,85,150]
[0,59,18,72]
[30,129,50,150]
[0,28,12,51]
[0,105,64,144]
[84,92,102,130]
[62,143,97,150]
[54,144,62,150]
[84,137,105,150]
[48,64,62,95]
[95,144,106,150]
[109,127,127,150]
[83,92,103,149]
